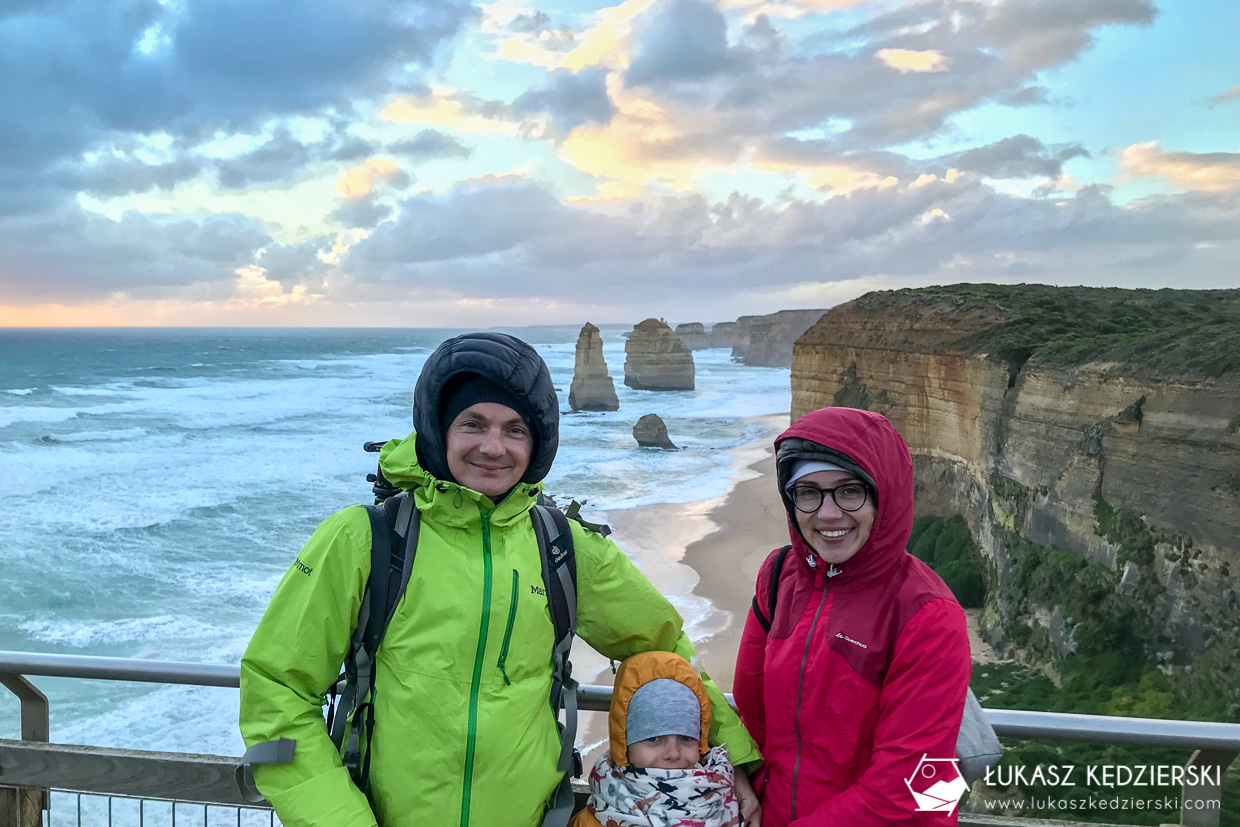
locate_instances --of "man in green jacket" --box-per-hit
[239,332,761,827]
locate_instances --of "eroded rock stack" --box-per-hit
[568,323,619,412]
[633,414,678,449]
[673,323,710,350]
[624,318,694,390]
[708,322,735,348]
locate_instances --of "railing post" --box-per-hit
[0,674,50,827]
[1180,747,1237,827]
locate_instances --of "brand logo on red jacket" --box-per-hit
[905,755,968,814]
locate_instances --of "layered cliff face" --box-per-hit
[673,322,710,350]
[733,309,827,366]
[569,322,619,412]
[791,287,1240,678]
[625,318,695,390]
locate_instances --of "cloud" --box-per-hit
[1119,142,1240,193]
[0,0,468,304]
[335,159,411,198]
[1200,85,1240,108]
[330,195,395,229]
[482,7,578,68]
[876,48,947,73]
[335,168,1240,314]
[625,0,747,87]
[381,88,520,136]
[387,130,473,160]
[512,67,616,134]
[352,176,574,264]
[0,210,277,302]
[940,135,1090,180]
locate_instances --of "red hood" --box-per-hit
[774,407,914,590]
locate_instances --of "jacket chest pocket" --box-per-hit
[493,565,555,684]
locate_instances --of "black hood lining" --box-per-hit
[413,332,560,486]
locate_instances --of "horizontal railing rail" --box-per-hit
[2,651,1237,827]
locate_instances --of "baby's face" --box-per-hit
[627,734,700,770]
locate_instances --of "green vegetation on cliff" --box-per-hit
[907,515,987,607]
[854,284,1240,377]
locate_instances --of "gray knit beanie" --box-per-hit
[625,678,701,745]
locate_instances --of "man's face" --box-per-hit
[445,402,533,499]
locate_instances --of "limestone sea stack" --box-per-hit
[673,323,710,350]
[708,322,735,348]
[624,318,695,390]
[633,414,678,449]
[568,323,620,412]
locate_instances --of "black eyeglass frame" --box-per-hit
[788,483,871,514]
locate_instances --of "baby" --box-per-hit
[570,651,741,827]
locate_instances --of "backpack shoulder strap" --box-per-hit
[751,544,793,634]
[531,502,581,827]
[335,494,419,791]
[530,504,579,777]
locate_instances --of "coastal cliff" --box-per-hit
[733,309,826,366]
[791,285,1240,709]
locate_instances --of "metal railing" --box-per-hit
[2,651,1238,827]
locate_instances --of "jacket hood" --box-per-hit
[413,332,560,486]
[774,407,914,587]
[608,651,711,767]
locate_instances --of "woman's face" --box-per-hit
[790,469,877,566]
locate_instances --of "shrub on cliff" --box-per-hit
[856,284,1240,378]
[908,515,986,607]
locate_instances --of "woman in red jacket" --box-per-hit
[733,407,971,827]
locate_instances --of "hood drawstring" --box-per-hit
[808,555,826,589]
[453,489,463,509]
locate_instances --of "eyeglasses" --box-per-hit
[788,482,870,513]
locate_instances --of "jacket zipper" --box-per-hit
[497,569,519,685]
[460,506,494,827]
[790,580,830,820]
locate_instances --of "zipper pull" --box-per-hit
[500,665,511,686]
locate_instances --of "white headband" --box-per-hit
[785,460,848,490]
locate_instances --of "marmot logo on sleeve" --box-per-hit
[530,584,546,596]
[294,557,314,576]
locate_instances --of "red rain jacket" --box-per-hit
[734,408,971,827]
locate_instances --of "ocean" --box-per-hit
[0,326,790,760]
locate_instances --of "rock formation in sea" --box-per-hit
[790,284,1240,706]
[673,323,710,350]
[633,413,678,449]
[708,322,735,349]
[568,323,620,412]
[624,318,695,390]
[732,309,827,366]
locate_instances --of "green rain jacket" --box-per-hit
[240,435,761,827]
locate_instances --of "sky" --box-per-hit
[1,0,1237,328]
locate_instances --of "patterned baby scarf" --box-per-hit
[585,744,741,827]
